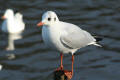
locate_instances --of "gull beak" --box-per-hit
[37,22,44,27]
[1,16,5,19]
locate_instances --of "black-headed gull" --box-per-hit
[37,11,102,79]
[1,9,25,34]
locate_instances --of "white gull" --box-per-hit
[37,11,102,79]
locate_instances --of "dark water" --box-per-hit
[0,0,120,80]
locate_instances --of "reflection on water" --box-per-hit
[6,33,22,51]
[0,0,120,80]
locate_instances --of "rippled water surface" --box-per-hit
[0,0,120,80]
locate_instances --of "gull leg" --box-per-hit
[64,55,74,79]
[56,53,63,71]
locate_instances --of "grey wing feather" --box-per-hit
[60,24,96,49]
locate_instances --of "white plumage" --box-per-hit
[37,11,102,79]
[38,11,101,55]
[1,9,25,34]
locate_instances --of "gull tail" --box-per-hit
[88,42,102,47]
[88,36,103,47]
[94,36,103,47]
[94,36,103,42]
[93,43,102,47]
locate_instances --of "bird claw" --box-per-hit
[64,70,73,79]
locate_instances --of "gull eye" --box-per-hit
[48,18,51,21]
[54,17,56,21]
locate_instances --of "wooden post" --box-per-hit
[54,70,70,80]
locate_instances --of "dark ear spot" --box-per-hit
[48,18,51,21]
[54,17,56,21]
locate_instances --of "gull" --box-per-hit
[37,11,102,79]
[1,9,25,34]
[1,9,25,50]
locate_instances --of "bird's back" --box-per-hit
[59,21,96,49]
[15,13,25,31]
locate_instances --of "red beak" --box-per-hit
[37,22,44,27]
[1,16,5,19]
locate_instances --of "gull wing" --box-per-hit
[60,23,96,49]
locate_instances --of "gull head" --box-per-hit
[2,9,14,19]
[37,11,59,27]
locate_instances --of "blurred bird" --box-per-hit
[1,9,25,34]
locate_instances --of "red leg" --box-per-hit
[72,55,74,75]
[56,53,63,71]
[60,53,63,69]
[64,55,74,79]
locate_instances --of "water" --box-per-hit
[0,0,120,80]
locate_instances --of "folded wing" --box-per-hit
[60,24,96,49]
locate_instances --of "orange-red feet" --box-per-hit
[64,70,73,79]
[55,54,74,79]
